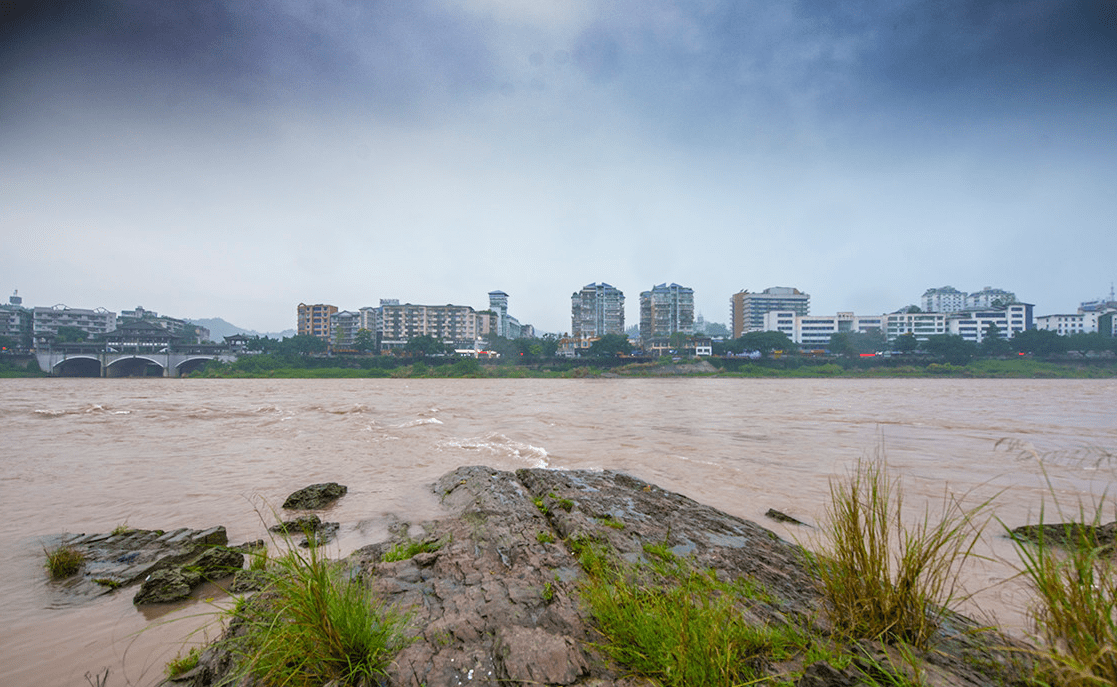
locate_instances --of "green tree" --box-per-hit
[54,326,88,343]
[0,334,17,351]
[587,333,631,357]
[923,334,978,364]
[353,329,377,353]
[737,330,796,356]
[275,334,328,356]
[404,335,447,356]
[1012,329,1068,357]
[827,332,856,357]
[893,332,919,353]
[981,323,1012,357]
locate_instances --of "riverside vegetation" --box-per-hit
[116,454,1115,687]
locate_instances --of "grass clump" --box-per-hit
[227,542,412,686]
[44,543,85,578]
[810,455,989,648]
[576,538,804,686]
[381,538,443,562]
[164,646,200,678]
[536,530,555,544]
[1011,505,1117,686]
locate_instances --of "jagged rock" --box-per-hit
[193,546,245,579]
[299,521,339,548]
[270,514,324,534]
[134,567,202,604]
[282,482,348,510]
[45,526,228,601]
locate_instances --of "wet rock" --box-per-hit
[766,508,807,526]
[1010,521,1116,549]
[270,514,324,534]
[45,526,229,601]
[134,567,202,604]
[282,482,348,510]
[193,547,245,579]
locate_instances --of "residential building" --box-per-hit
[965,287,1017,309]
[638,283,694,344]
[730,287,809,338]
[761,311,883,347]
[571,283,625,339]
[377,302,487,350]
[921,286,966,313]
[0,291,31,349]
[118,305,208,342]
[489,291,509,337]
[297,303,337,340]
[33,305,117,340]
[330,310,362,349]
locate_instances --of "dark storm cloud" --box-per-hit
[0,0,498,125]
[559,0,1117,144]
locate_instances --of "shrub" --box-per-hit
[44,544,85,578]
[809,455,989,648]
[227,542,412,686]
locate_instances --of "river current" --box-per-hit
[1,377,1115,686]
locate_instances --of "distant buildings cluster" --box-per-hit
[0,293,210,353]
[3,280,1115,358]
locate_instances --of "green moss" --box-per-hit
[164,647,200,678]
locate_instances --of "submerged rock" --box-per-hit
[282,482,348,510]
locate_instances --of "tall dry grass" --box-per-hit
[810,454,991,648]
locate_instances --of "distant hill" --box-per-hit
[188,318,295,342]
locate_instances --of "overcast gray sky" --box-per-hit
[3,0,1115,335]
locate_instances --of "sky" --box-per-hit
[2,0,1115,335]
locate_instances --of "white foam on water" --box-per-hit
[438,433,550,468]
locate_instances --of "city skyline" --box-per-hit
[3,2,1115,334]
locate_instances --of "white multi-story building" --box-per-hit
[883,311,948,341]
[946,303,1032,343]
[330,310,362,348]
[1035,313,1094,336]
[33,305,117,339]
[965,287,1017,310]
[921,286,966,313]
[761,311,883,347]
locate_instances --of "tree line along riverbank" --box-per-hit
[4,352,1117,379]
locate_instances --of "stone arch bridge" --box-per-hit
[35,346,236,377]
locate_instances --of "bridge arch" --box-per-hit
[175,357,214,377]
[52,356,102,377]
[105,356,166,377]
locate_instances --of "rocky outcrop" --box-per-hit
[169,467,1031,687]
[45,526,229,600]
[282,482,348,510]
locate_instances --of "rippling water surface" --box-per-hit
[2,378,1115,685]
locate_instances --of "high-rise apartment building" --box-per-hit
[571,283,625,339]
[639,283,694,343]
[921,286,966,313]
[297,303,338,340]
[730,287,809,338]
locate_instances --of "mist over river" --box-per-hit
[2,377,1115,686]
